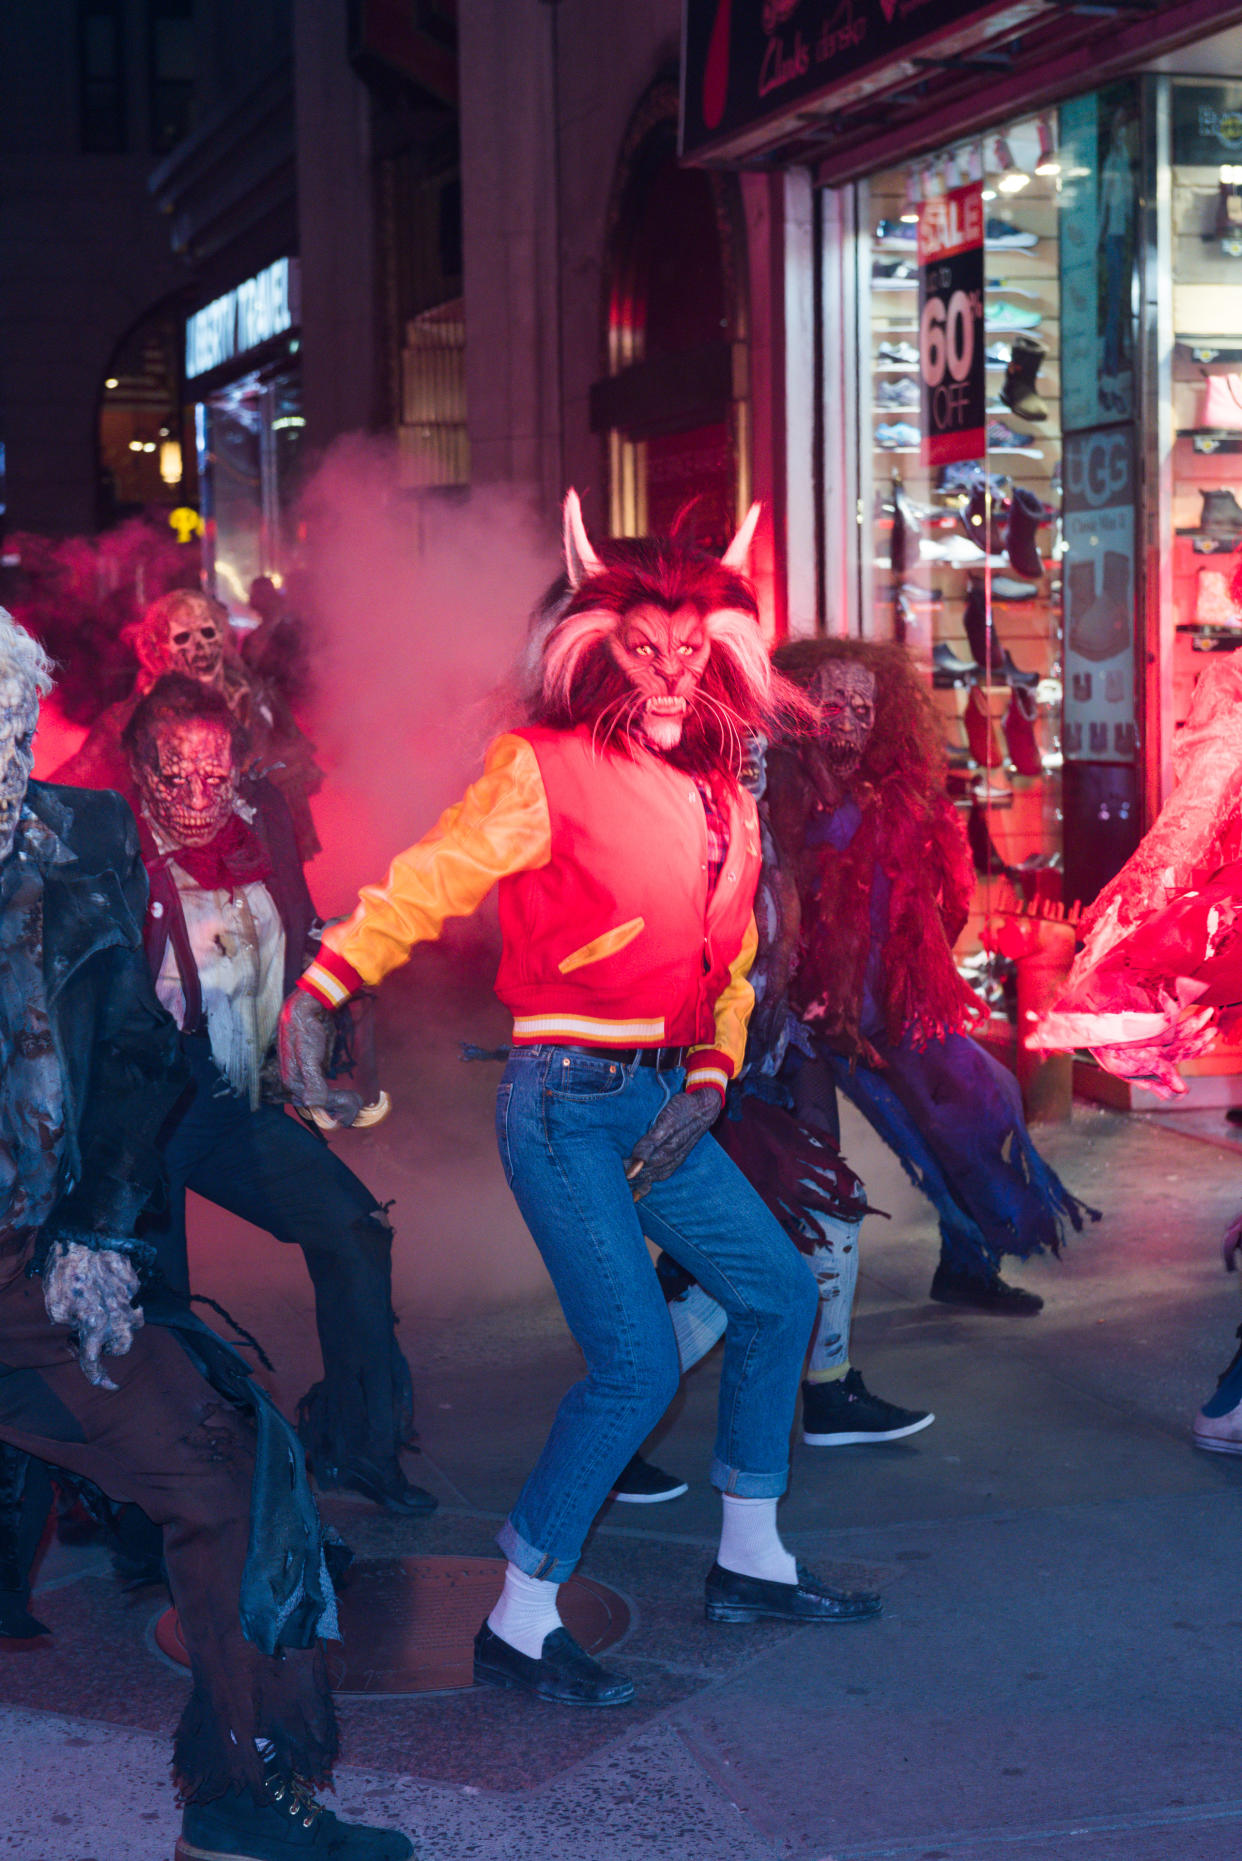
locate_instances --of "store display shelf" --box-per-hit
[1177,429,1242,454]
[1177,623,1242,652]
[1175,339,1242,366]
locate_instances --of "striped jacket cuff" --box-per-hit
[298,946,364,1010]
[683,1047,734,1106]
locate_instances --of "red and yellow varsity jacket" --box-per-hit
[299,724,762,1101]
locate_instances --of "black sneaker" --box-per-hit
[802,1371,934,1447]
[929,1260,1043,1315]
[177,1769,414,1859]
[610,1453,688,1503]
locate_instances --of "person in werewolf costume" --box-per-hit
[0,610,412,1861]
[280,494,883,1710]
[752,637,1096,1316]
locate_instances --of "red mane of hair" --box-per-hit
[531,534,812,778]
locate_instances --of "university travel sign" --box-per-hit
[185,258,299,382]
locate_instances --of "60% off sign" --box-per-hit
[917,185,986,467]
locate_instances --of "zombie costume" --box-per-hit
[1031,656,1242,1457]
[126,675,423,1515]
[53,588,323,861]
[654,733,934,1447]
[0,627,411,1859]
[762,640,1095,1313]
[281,495,880,1707]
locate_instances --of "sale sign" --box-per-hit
[918,184,986,466]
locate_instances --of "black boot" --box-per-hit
[178,1763,414,1860]
[962,584,1038,685]
[930,1259,1043,1315]
[0,1447,52,1638]
[932,640,981,688]
[999,334,1048,421]
[1006,486,1051,580]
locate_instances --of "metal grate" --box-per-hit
[153,1555,631,1695]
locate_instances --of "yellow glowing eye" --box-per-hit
[678,643,695,655]
[634,644,654,656]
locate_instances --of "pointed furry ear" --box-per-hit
[563,490,604,589]
[721,502,761,571]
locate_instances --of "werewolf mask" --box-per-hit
[535,492,796,777]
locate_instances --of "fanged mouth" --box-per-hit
[645,696,688,715]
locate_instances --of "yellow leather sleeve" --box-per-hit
[687,912,759,1086]
[322,733,552,987]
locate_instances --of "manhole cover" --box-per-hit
[153,1555,631,1694]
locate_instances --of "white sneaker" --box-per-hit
[1193,1325,1242,1453]
[1193,1403,1242,1453]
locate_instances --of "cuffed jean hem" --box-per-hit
[496,1517,580,1585]
[710,1458,789,1499]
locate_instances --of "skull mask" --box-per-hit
[136,595,227,687]
[608,603,711,753]
[136,717,238,848]
[0,675,38,864]
[815,660,877,779]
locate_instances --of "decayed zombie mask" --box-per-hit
[815,660,876,778]
[608,603,712,752]
[135,597,227,686]
[0,675,39,863]
[137,717,238,847]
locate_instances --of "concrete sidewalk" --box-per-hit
[4,1099,1242,1861]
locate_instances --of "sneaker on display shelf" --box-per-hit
[873,259,918,286]
[988,301,1044,332]
[877,339,919,366]
[985,342,1013,367]
[985,420,1043,454]
[875,421,921,449]
[874,218,919,246]
[984,218,1040,248]
[875,377,920,409]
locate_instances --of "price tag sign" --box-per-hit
[918,184,986,466]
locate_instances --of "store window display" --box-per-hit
[862,119,1066,921]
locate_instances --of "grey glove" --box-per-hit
[625,1089,720,1202]
[278,990,363,1127]
[42,1242,143,1390]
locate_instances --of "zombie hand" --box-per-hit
[625,1090,720,1201]
[42,1243,143,1390]
[278,990,363,1127]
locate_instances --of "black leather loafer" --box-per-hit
[473,1622,635,1706]
[705,1560,882,1625]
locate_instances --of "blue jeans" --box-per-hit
[494,1046,819,1581]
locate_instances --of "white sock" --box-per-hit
[717,1494,798,1585]
[487,1561,563,1659]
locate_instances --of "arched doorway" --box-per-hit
[592,79,749,551]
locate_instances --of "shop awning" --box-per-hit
[681,0,1242,182]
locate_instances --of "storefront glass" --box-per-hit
[195,366,303,615]
[1168,78,1242,726]
[858,118,1071,926]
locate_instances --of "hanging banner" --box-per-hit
[918,184,986,467]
